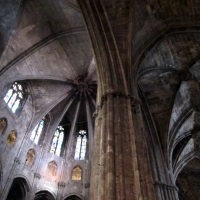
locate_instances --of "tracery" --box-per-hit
[50,126,64,156]
[4,82,26,114]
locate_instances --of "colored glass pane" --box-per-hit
[30,119,44,145]
[4,89,13,103]
[74,130,87,160]
[4,82,25,114]
[50,126,64,156]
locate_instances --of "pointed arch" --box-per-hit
[72,166,82,180]
[30,118,45,145]
[63,194,82,200]
[47,161,57,176]
[34,190,55,200]
[4,81,27,115]
[6,177,30,200]
[26,149,35,166]
[7,130,17,146]
[0,118,7,134]
[50,126,64,156]
[74,130,87,160]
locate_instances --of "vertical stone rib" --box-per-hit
[90,107,103,199]
[114,96,125,200]
[85,92,94,159]
[65,96,81,160]
[99,112,106,200]
[105,94,116,199]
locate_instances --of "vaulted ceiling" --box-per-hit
[1,1,200,197]
[0,0,97,129]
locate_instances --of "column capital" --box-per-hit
[14,157,21,165]
[58,181,66,188]
[34,173,41,179]
[154,181,179,192]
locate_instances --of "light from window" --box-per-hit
[47,161,57,176]
[74,130,87,160]
[7,130,17,146]
[50,126,64,156]
[4,82,25,113]
[72,166,82,180]
[30,119,44,144]
[26,149,35,166]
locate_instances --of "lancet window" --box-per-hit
[4,82,26,114]
[74,130,87,160]
[26,149,35,166]
[47,161,57,176]
[7,130,17,146]
[50,126,64,156]
[72,166,82,180]
[30,118,45,144]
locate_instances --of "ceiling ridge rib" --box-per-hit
[0,75,76,88]
[0,28,86,76]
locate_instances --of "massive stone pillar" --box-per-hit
[77,0,180,199]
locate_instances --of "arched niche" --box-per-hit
[34,190,55,200]
[7,130,17,146]
[26,149,35,166]
[72,166,82,180]
[0,118,7,134]
[47,161,57,176]
[6,177,29,200]
[176,158,200,199]
[64,195,82,200]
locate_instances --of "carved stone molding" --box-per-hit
[14,157,21,165]
[58,181,66,188]
[93,105,101,118]
[34,173,41,179]
[154,181,179,192]
[98,90,141,109]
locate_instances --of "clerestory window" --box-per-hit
[4,82,26,114]
[50,126,64,156]
[30,118,45,145]
[74,130,87,160]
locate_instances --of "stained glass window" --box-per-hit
[4,82,26,113]
[30,119,45,144]
[50,126,64,156]
[74,130,87,160]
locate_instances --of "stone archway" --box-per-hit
[64,195,82,200]
[176,158,200,199]
[34,190,55,200]
[6,177,29,200]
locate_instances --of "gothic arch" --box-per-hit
[174,151,197,180]
[34,190,55,200]
[72,166,82,180]
[47,161,57,176]
[7,130,17,146]
[63,194,83,200]
[26,148,36,166]
[176,157,200,199]
[6,177,30,200]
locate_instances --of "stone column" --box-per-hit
[90,92,149,200]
